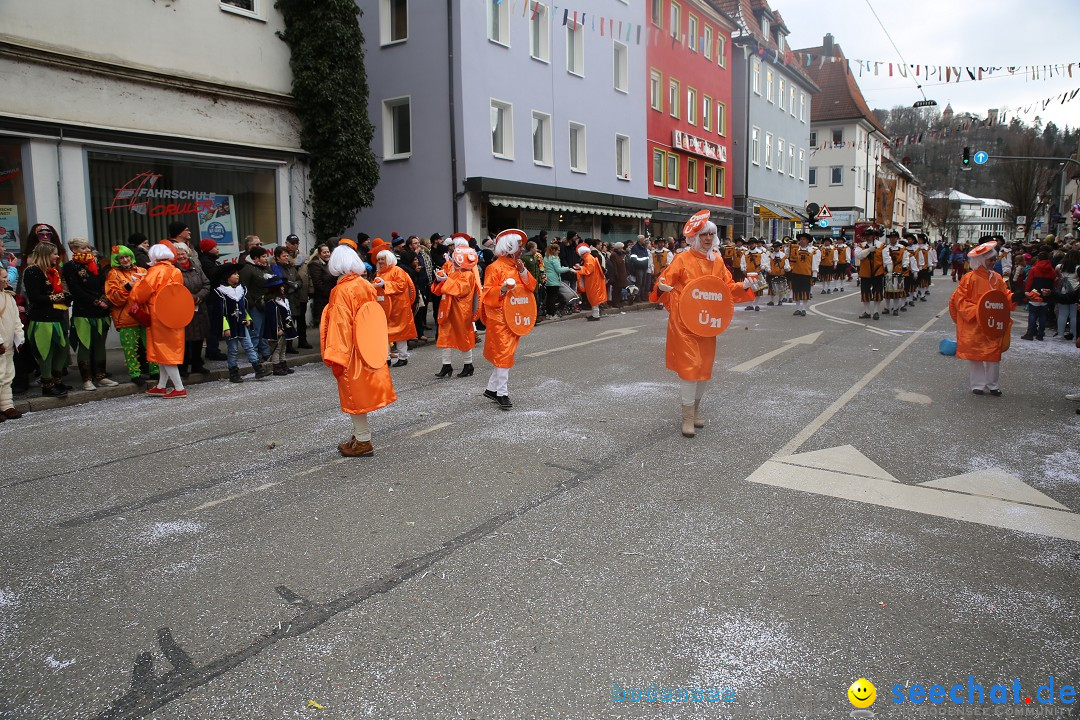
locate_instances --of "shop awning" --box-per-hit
[489,194,652,219]
[781,208,803,221]
[756,202,785,220]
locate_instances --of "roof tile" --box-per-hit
[793,42,888,135]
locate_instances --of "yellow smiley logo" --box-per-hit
[848,678,876,708]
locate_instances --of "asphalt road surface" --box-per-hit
[1,282,1078,720]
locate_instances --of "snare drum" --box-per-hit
[885,273,906,294]
[746,272,768,293]
[768,277,789,297]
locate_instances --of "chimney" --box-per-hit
[823,33,835,57]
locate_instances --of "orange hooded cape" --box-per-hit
[480,256,536,369]
[432,269,478,352]
[949,266,1012,363]
[377,264,417,342]
[129,261,185,365]
[576,250,607,306]
[321,274,397,415]
[649,249,755,382]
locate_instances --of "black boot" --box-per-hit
[456,363,474,377]
[253,362,272,379]
[392,358,408,367]
[272,362,289,376]
[41,378,68,398]
[436,364,453,378]
[228,367,243,383]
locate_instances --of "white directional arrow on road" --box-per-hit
[746,445,1080,542]
[523,326,642,358]
[728,331,823,373]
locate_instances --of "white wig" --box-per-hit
[327,245,363,277]
[690,221,719,260]
[453,237,470,248]
[577,244,591,256]
[494,231,524,257]
[376,249,397,268]
[148,244,175,263]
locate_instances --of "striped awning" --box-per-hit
[756,202,785,219]
[489,194,652,220]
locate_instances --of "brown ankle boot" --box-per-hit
[338,437,375,457]
[693,399,705,429]
[681,405,696,438]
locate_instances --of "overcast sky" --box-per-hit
[779,0,1080,133]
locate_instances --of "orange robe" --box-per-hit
[480,256,537,369]
[105,265,147,329]
[649,249,755,382]
[576,252,607,306]
[432,270,478,352]
[321,274,397,415]
[130,262,185,365]
[377,265,417,342]
[949,266,1012,363]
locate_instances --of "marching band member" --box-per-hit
[949,241,1011,396]
[650,216,755,438]
[480,229,536,410]
[432,246,479,378]
[882,230,908,316]
[818,237,837,294]
[788,233,818,316]
[374,248,417,367]
[916,234,933,300]
[742,237,767,311]
[834,237,851,292]
[766,240,789,306]
[855,226,886,320]
[321,243,397,457]
[903,235,920,307]
[575,241,607,321]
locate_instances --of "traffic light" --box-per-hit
[962,147,971,166]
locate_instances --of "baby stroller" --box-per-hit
[555,279,582,317]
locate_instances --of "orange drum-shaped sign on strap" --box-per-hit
[678,275,734,337]
[977,289,1010,339]
[683,209,711,238]
[155,283,195,329]
[503,285,537,336]
[354,301,389,369]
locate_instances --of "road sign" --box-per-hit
[805,202,820,219]
[1016,215,1027,225]
[818,219,829,227]
[816,204,833,219]
[973,150,988,165]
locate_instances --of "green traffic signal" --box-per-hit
[962,146,971,165]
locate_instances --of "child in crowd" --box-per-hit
[214,265,270,383]
[104,245,156,386]
[0,262,25,420]
[261,276,297,376]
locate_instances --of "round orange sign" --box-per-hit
[677,275,735,337]
[976,289,1011,339]
[503,285,537,336]
[354,301,389,369]
[683,209,711,238]
[155,283,195,330]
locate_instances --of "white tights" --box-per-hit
[487,367,509,396]
[350,413,371,442]
[679,379,708,406]
[441,347,473,364]
[155,364,184,391]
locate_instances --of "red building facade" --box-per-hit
[646,0,737,238]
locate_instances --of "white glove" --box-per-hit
[657,280,674,293]
[742,278,754,289]
[503,278,516,289]
[373,277,384,288]
[434,270,447,282]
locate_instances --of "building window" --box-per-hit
[382,96,412,159]
[809,131,817,148]
[832,128,843,146]
[717,102,726,136]
[650,69,663,111]
[670,1,681,37]
[777,138,785,173]
[666,153,678,189]
[688,15,698,52]
[777,33,784,53]
[766,69,774,103]
[687,158,698,192]
[651,0,662,28]
[379,0,408,45]
[789,86,797,116]
[488,0,509,45]
[751,126,760,165]
[490,100,513,159]
[778,79,786,111]
[765,132,773,169]
[704,163,714,195]
[567,22,584,76]
[569,122,586,173]
[830,166,843,185]
[715,166,725,197]
[669,79,680,119]
[687,87,698,125]
[616,134,630,179]
[220,0,259,18]
[613,41,628,93]
[761,16,769,37]
[702,95,712,131]
[809,167,817,186]
[717,35,726,67]
[788,145,795,177]
[800,93,806,122]
[532,111,552,166]
[653,148,665,186]
[798,149,805,181]
[703,26,712,60]
[530,2,550,61]
[752,59,761,95]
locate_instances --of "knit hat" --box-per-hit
[199,238,218,253]
[110,244,136,267]
[167,221,189,239]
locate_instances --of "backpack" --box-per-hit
[1052,269,1079,304]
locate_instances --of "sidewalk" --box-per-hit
[11,301,664,414]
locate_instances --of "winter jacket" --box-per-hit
[1025,259,1056,305]
[21,265,70,322]
[177,260,211,341]
[215,284,252,335]
[63,259,110,319]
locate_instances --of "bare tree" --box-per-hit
[993,131,1056,235]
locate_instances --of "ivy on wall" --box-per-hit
[275,0,378,241]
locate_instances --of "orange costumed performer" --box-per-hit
[321,244,397,457]
[649,214,757,437]
[480,229,536,410]
[432,246,479,378]
[575,243,607,320]
[373,249,417,367]
[948,240,1012,396]
[130,242,191,399]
